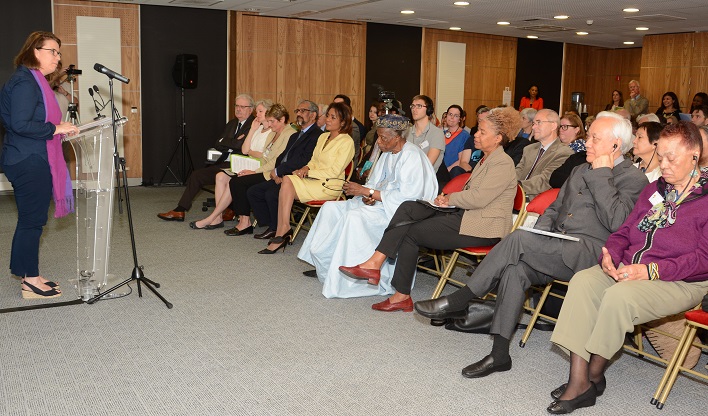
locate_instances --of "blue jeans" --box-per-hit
[2,154,53,277]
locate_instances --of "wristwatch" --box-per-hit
[368,188,375,197]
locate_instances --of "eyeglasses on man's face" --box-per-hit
[235,104,253,110]
[294,108,311,114]
[36,47,62,58]
[410,103,428,110]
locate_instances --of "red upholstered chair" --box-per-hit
[430,184,526,298]
[651,307,708,409]
[291,160,354,242]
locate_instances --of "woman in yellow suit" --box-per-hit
[259,101,355,254]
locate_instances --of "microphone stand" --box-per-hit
[87,78,172,308]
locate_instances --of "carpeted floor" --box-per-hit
[0,186,706,415]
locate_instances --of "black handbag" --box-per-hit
[444,299,495,334]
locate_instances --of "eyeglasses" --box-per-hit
[447,114,461,119]
[559,125,577,130]
[36,47,62,58]
[532,120,554,126]
[235,105,253,110]
[294,108,311,114]
[410,104,428,110]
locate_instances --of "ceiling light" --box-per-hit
[453,1,470,5]
[450,27,461,31]
[401,10,414,14]
[636,27,649,31]
[623,41,635,45]
[527,35,539,39]
[623,8,640,13]
[497,21,510,25]
[554,15,569,20]
[576,31,588,36]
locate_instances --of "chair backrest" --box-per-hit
[511,184,527,231]
[344,159,354,181]
[442,172,471,194]
[526,188,560,215]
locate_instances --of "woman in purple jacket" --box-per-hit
[546,121,708,414]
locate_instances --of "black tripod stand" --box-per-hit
[87,77,172,308]
[159,87,194,185]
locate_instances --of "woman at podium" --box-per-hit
[0,31,79,299]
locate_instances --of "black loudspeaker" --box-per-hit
[172,54,198,89]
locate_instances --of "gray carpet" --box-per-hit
[0,186,706,415]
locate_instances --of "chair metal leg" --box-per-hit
[654,325,698,409]
[519,282,553,347]
[291,206,310,242]
[431,251,460,299]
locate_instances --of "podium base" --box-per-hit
[70,273,131,301]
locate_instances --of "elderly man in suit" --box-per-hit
[624,79,649,120]
[415,111,648,379]
[158,94,255,221]
[516,109,573,200]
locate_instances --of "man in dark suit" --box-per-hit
[415,111,648,379]
[246,100,321,239]
[158,94,255,221]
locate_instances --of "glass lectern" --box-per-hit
[63,117,127,300]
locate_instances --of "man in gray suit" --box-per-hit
[516,109,573,200]
[415,111,648,379]
[624,79,649,120]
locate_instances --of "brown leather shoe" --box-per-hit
[372,297,413,312]
[157,210,185,222]
[338,265,381,285]
[222,208,235,222]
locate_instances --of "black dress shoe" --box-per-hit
[547,383,597,414]
[461,354,512,378]
[414,297,468,320]
[303,269,318,278]
[551,376,606,400]
[254,229,277,239]
[224,226,253,236]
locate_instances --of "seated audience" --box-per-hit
[504,108,534,165]
[338,107,523,312]
[700,126,708,167]
[414,111,647,379]
[406,95,445,171]
[636,113,660,125]
[157,94,255,221]
[298,114,438,298]
[240,99,274,158]
[246,101,322,240]
[624,80,649,120]
[547,121,708,414]
[655,91,681,125]
[691,92,708,109]
[519,85,543,110]
[516,109,574,199]
[691,103,708,127]
[443,105,472,178]
[632,121,662,182]
[604,90,623,111]
[458,106,490,173]
[549,113,588,188]
[256,102,355,254]
[189,103,295,232]
[362,101,383,155]
[333,94,363,162]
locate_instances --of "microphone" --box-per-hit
[92,85,107,107]
[88,88,105,120]
[94,63,129,84]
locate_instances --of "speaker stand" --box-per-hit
[159,87,194,185]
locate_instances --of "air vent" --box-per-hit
[290,0,382,18]
[169,0,224,6]
[517,24,574,33]
[397,18,449,26]
[624,14,687,23]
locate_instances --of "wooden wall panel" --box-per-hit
[641,33,708,112]
[231,13,366,120]
[54,0,142,178]
[421,28,517,125]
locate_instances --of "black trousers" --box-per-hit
[247,179,281,231]
[376,201,499,296]
[228,173,266,215]
[177,162,228,210]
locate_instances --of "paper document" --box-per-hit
[518,226,580,241]
[230,154,261,172]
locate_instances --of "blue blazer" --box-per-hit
[0,66,56,166]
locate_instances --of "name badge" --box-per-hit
[419,140,429,149]
[649,191,663,206]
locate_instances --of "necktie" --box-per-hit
[234,122,242,137]
[282,130,305,163]
[525,147,545,180]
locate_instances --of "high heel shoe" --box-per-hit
[268,228,294,245]
[22,281,62,299]
[258,237,290,254]
[547,383,597,414]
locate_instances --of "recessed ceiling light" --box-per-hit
[623,8,640,13]
[623,41,635,45]
[453,1,470,5]
[576,31,588,36]
[636,27,649,31]
[401,10,415,14]
[527,35,539,39]
[554,15,569,20]
[450,27,462,31]
[497,21,510,25]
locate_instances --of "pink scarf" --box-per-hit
[30,68,74,218]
